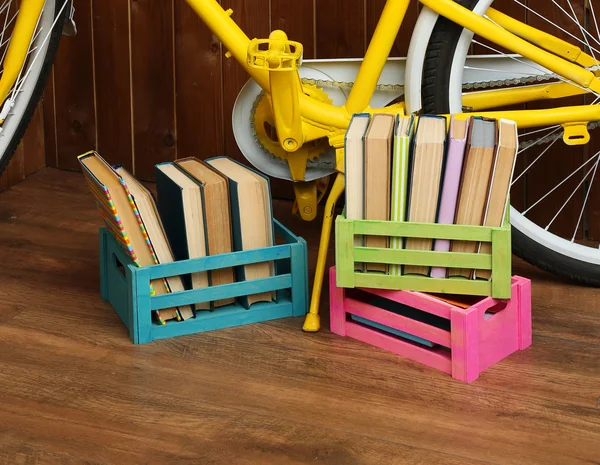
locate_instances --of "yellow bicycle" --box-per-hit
[2,0,600,332]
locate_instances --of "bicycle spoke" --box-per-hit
[509,0,600,56]
[545,151,600,229]
[572,152,600,240]
[0,2,14,56]
[8,6,43,102]
[519,125,561,139]
[565,0,599,64]
[550,0,600,49]
[512,132,561,186]
[522,149,600,216]
[589,0,600,43]
[14,0,69,97]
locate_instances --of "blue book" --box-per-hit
[206,156,276,309]
[350,314,434,347]
[155,161,212,311]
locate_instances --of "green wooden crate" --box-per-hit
[334,209,512,299]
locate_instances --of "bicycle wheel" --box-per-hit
[0,0,68,178]
[416,0,600,286]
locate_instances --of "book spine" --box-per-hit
[390,134,409,276]
[430,135,467,279]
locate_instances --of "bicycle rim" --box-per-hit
[415,0,600,284]
[0,0,66,177]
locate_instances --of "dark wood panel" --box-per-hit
[130,0,176,181]
[587,0,600,238]
[586,92,600,239]
[222,0,270,162]
[269,0,317,200]
[23,103,46,176]
[3,143,25,190]
[52,0,96,172]
[174,0,223,160]
[1,168,600,465]
[366,0,418,58]
[43,69,57,169]
[524,0,585,239]
[271,0,315,59]
[220,0,291,195]
[316,0,364,58]
[91,0,133,170]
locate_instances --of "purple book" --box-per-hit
[430,116,470,278]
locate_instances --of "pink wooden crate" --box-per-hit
[329,267,532,383]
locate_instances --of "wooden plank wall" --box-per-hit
[39,0,424,201]
[3,0,599,241]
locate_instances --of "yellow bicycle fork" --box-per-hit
[0,0,45,122]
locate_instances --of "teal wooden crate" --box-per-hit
[99,219,308,344]
[335,209,512,299]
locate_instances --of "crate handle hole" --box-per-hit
[113,253,126,279]
[483,300,508,320]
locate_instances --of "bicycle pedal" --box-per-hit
[247,38,303,71]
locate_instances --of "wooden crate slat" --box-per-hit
[149,275,292,310]
[350,219,495,241]
[354,273,493,296]
[354,247,492,269]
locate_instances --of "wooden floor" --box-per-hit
[0,168,599,465]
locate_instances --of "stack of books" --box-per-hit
[345,113,518,280]
[79,152,276,325]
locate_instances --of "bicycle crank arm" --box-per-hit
[292,181,318,221]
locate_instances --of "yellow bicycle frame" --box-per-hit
[185,0,600,134]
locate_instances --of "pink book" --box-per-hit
[430,116,470,278]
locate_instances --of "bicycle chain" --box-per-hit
[249,70,600,163]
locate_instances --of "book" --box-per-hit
[175,157,236,307]
[448,116,498,279]
[404,114,448,276]
[350,314,435,347]
[430,116,470,279]
[344,113,371,272]
[363,113,395,273]
[155,162,211,311]
[425,292,482,309]
[475,118,518,280]
[390,114,415,276]
[114,166,194,320]
[77,151,180,324]
[206,156,276,308]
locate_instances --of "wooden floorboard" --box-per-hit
[0,168,599,465]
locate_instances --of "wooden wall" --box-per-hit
[0,103,46,192]
[39,0,419,199]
